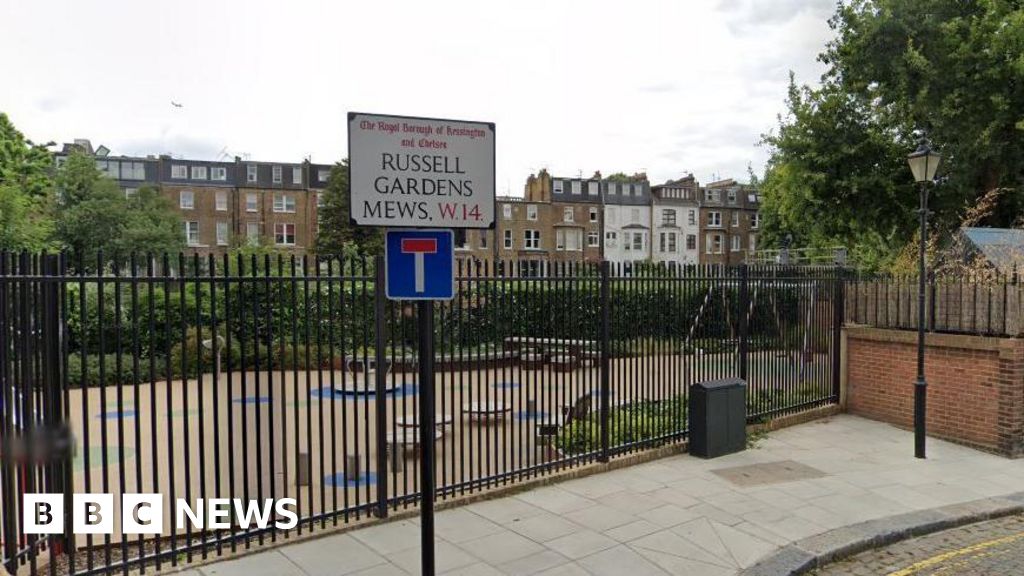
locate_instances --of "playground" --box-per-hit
[59,347,832,546]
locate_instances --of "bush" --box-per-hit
[62,273,812,366]
[67,353,142,388]
[556,395,688,455]
[169,327,240,378]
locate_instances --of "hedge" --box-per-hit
[63,279,810,360]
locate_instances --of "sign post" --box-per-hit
[350,113,493,576]
[416,298,436,574]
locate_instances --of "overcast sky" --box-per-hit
[0,0,836,194]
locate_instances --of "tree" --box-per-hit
[0,112,53,199]
[760,77,913,266]
[55,152,183,268]
[315,159,382,256]
[114,186,185,259]
[0,184,53,251]
[0,113,57,251]
[55,153,127,266]
[760,0,1024,269]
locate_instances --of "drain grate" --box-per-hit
[711,460,826,487]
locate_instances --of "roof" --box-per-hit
[962,227,1024,272]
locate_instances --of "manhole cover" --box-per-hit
[711,460,825,487]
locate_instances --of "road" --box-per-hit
[813,514,1024,575]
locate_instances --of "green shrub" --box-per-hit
[62,273,812,366]
[556,395,688,455]
[67,353,142,387]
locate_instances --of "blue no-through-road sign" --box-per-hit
[385,230,455,301]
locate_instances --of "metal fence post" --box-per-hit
[738,264,749,382]
[831,267,845,401]
[40,254,69,555]
[373,255,388,518]
[599,260,610,463]
[0,253,15,574]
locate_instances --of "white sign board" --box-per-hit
[348,112,495,229]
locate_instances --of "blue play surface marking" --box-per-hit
[97,408,137,420]
[310,384,419,400]
[324,471,377,488]
[233,396,270,405]
[516,410,550,421]
[74,446,136,471]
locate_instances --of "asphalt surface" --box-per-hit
[812,514,1024,575]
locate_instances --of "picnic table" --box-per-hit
[462,401,511,419]
[386,428,444,447]
[385,428,444,470]
[503,337,597,358]
[395,413,454,429]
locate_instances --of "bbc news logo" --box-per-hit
[23,494,298,535]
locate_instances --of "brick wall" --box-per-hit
[845,326,1024,457]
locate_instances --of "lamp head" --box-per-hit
[908,142,941,183]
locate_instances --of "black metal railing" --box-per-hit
[0,253,842,576]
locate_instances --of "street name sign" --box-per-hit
[348,112,495,228]
[384,230,454,301]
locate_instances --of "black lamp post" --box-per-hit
[907,142,941,459]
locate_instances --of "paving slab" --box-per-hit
[576,545,669,576]
[198,550,305,576]
[388,541,478,575]
[190,415,1024,576]
[461,530,546,565]
[278,534,388,575]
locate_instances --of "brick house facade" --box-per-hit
[62,140,763,265]
[699,178,760,265]
[57,141,323,256]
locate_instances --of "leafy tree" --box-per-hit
[55,153,127,266]
[760,0,1024,269]
[56,152,183,268]
[0,184,53,251]
[760,77,913,266]
[0,113,57,251]
[114,185,185,259]
[315,159,382,256]
[0,112,53,198]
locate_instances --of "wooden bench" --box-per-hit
[521,352,546,370]
[549,355,578,373]
[504,337,597,359]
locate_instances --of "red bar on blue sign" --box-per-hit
[401,238,438,254]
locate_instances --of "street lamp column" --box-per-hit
[907,142,941,460]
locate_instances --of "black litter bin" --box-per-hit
[689,378,746,458]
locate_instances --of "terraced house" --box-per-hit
[57,139,327,256]
[58,140,760,267]
[465,170,760,271]
[699,178,760,265]
[651,175,701,266]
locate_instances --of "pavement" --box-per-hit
[811,513,1024,575]
[167,415,1024,576]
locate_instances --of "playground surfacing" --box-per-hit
[61,350,831,546]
